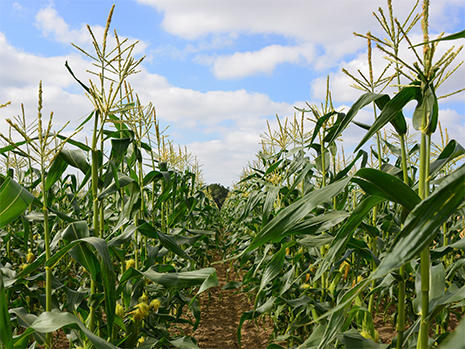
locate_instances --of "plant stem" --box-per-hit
[396,134,409,349]
[417,1,431,346]
[89,110,100,332]
[37,82,52,348]
[417,132,430,349]
[137,140,146,262]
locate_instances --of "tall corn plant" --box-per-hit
[353,1,464,347]
[345,1,420,344]
[66,6,143,331]
[1,84,81,347]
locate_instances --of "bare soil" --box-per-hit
[373,312,397,344]
[174,257,274,348]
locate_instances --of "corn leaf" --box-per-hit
[324,93,383,145]
[352,168,420,211]
[372,164,465,279]
[30,311,118,349]
[0,176,34,227]
[249,177,350,250]
[355,86,421,151]
[0,270,13,349]
[414,29,465,46]
[45,149,90,191]
[315,195,384,281]
[439,317,465,348]
[429,139,465,177]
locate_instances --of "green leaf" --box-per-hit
[429,139,465,177]
[264,159,284,175]
[258,246,286,295]
[439,316,465,348]
[65,61,91,94]
[0,139,36,155]
[352,120,371,130]
[61,222,99,280]
[0,176,34,227]
[45,149,90,191]
[383,139,402,156]
[56,133,91,151]
[339,330,387,348]
[120,267,218,294]
[372,164,465,279]
[414,29,465,46]
[249,177,350,250]
[311,111,337,144]
[315,195,384,281]
[103,137,132,188]
[429,263,446,301]
[9,308,44,344]
[315,148,330,173]
[355,86,421,151]
[297,234,334,248]
[331,149,367,183]
[0,270,13,349]
[262,185,280,225]
[291,210,350,235]
[30,311,118,349]
[313,280,372,326]
[170,336,200,349]
[324,93,383,145]
[318,311,345,349]
[267,345,286,349]
[98,174,134,199]
[431,237,465,259]
[296,325,325,349]
[352,168,420,211]
[49,230,116,337]
[429,284,465,319]
[374,94,407,136]
[80,237,116,337]
[137,222,193,261]
[143,170,163,186]
[413,85,438,134]
[108,224,137,247]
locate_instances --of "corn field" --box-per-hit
[1,1,465,348]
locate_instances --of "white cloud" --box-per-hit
[130,69,295,126]
[34,6,147,55]
[210,43,315,79]
[137,0,464,41]
[35,7,90,46]
[188,131,262,185]
[0,33,78,89]
[12,2,23,12]
[136,0,390,41]
[137,0,465,78]
[0,33,90,137]
[432,109,465,144]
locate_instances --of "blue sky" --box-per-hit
[1,0,464,185]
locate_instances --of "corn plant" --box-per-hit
[223,1,465,348]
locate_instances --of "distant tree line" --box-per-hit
[207,183,229,209]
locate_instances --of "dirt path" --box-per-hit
[180,258,273,348]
